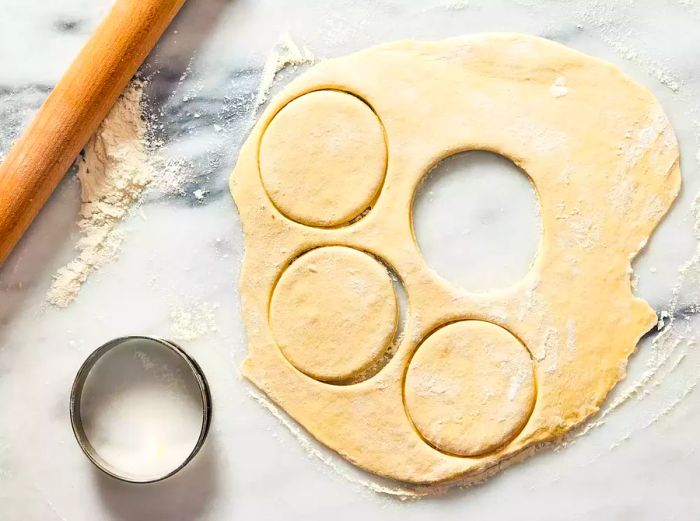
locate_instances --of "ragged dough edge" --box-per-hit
[240,310,656,488]
[243,377,620,497]
[230,33,681,486]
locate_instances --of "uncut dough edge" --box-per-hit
[230,33,681,485]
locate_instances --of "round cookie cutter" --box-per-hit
[69,336,212,484]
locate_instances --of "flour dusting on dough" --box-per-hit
[411,371,459,398]
[507,366,529,401]
[541,327,560,373]
[566,319,577,355]
[549,76,569,97]
[442,0,469,9]
[609,175,634,215]
[517,275,540,322]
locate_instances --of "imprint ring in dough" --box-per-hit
[405,321,536,457]
[230,34,680,485]
[270,246,397,383]
[260,90,387,227]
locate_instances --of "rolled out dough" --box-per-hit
[230,34,680,485]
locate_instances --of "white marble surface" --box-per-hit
[2,0,700,519]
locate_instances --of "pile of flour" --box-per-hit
[46,82,154,308]
[48,32,314,309]
[46,81,193,308]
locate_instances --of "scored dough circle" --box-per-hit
[270,246,398,383]
[259,90,387,227]
[405,320,536,457]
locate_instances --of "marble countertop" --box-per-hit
[2,1,700,519]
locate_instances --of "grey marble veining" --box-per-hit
[2,1,700,520]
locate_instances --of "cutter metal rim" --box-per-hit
[69,335,212,484]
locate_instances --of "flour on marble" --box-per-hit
[46,82,154,308]
[441,0,469,9]
[169,299,219,340]
[577,3,682,94]
[148,156,196,197]
[245,386,424,499]
[46,81,198,308]
[609,40,680,93]
[255,33,315,108]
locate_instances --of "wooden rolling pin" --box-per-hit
[0,0,186,265]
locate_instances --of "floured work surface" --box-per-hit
[230,33,680,485]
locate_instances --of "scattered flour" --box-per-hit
[148,156,196,197]
[46,82,154,308]
[577,3,682,94]
[245,386,423,499]
[46,81,195,307]
[541,327,560,373]
[613,42,681,93]
[442,0,469,9]
[549,76,569,97]
[169,300,219,340]
[39,4,700,493]
[255,33,315,108]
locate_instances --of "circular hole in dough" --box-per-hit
[404,320,536,457]
[412,151,541,292]
[270,246,398,383]
[259,90,387,227]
